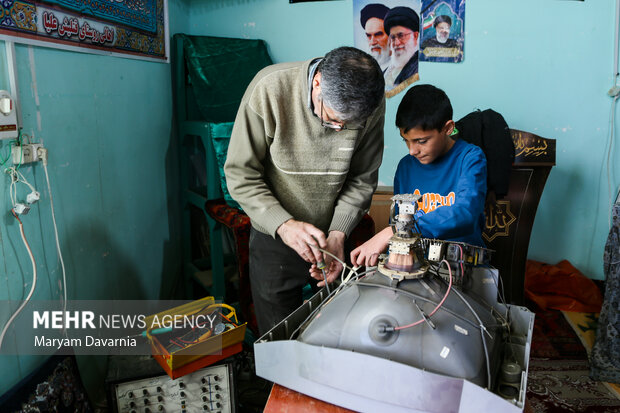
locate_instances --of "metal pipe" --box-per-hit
[614,0,619,80]
[5,41,21,128]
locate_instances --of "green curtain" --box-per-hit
[179,34,273,123]
[207,122,242,210]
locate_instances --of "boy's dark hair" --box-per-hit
[395,84,453,133]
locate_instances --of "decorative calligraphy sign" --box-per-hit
[511,130,556,164]
[483,200,516,243]
[44,0,157,32]
[0,0,167,62]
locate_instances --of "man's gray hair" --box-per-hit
[317,47,384,123]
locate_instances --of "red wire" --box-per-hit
[11,209,22,224]
[169,338,185,348]
[220,313,234,323]
[394,259,453,331]
[172,311,236,345]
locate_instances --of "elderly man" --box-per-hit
[383,6,420,91]
[225,47,385,335]
[360,3,390,71]
[422,15,459,49]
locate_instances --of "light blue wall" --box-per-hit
[0,0,617,404]
[186,0,620,280]
[0,0,191,402]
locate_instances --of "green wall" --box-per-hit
[0,0,191,402]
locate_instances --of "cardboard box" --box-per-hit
[145,297,246,379]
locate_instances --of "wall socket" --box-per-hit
[12,143,43,164]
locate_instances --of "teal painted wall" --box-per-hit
[185,0,620,281]
[0,0,618,404]
[0,0,190,402]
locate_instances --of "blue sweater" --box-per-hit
[394,138,487,246]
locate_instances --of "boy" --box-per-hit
[351,84,487,267]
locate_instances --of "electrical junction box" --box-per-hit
[0,90,18,140]
[11,143,43,165]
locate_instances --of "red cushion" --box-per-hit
[205,199,256,333]
[349,214,376,249]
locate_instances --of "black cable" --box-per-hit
[450,286,493,389]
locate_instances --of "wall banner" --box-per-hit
[0,0,168,62]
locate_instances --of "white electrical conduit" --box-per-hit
[614,0,619,79]
[0,159,67,351]
[43,159,67,319]
[4,41,21,128]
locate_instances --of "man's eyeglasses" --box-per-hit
[389,31,413,42]
[320,100,364,131]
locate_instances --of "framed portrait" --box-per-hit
[420,0,466,63]
[353,0,422,98]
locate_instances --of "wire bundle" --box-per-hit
[162,304,240,352]
[0,144,67,352]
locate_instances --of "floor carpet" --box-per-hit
[526,305,620,412]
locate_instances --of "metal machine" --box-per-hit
[254,194,534,413]
[107,355,236,413]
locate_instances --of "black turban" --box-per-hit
[383,6,420,34]
[360,3,390,28]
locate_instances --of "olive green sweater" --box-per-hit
[224,59,385,238]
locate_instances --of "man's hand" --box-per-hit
[276,219,327,263]
[350,226,392,267]
[309,230,345,286]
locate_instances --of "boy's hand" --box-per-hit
[350,227,393,267]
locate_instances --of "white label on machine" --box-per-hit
[440,346,450,359]
[428,242,444,261]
